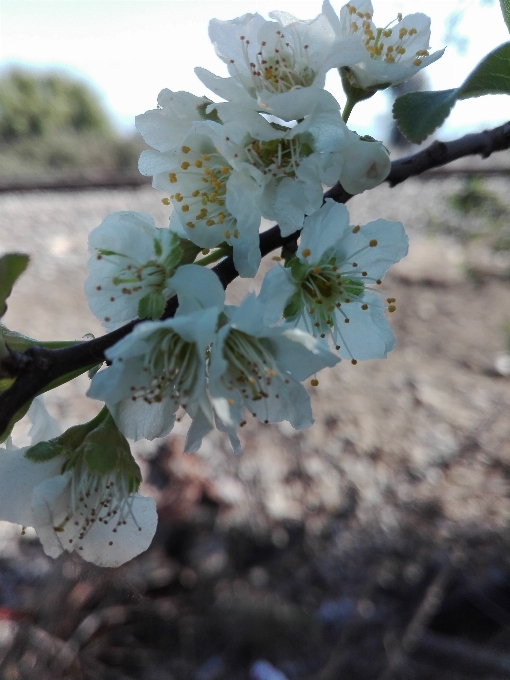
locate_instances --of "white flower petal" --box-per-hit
[0,449,62,528]
[169,264,225,315]
[31,473,158,567]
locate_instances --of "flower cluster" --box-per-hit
[0,0,442,566]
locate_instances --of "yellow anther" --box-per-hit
[409,28,417,36]
[206,219,215,226]
[352,225,360,233]
[399,27,408,39]
[310,378,319,387]
[217,199,225,206]
[416,49,429,56]
[175,193,183,202]
[302,248,311,257]
[348,4,356,14]
[272,256,282,261]
[181,204,190,212]
[369,239,378,247]
[233,229,239,239]
[351,21,359,31]
[413,58,422,66]
[388,305,396,313]
[313,267,321,274]
[181,146,190,154]
[201,178,209,183]
[356,11,364,17]
[186,221,195,228]
[217,215,224,225]
[385,55,395,63]
[220,166,230,174]
[194,159,203,168]
[382,29,392,37]
[170,194,175,199]
[202,249,210,255]
[209,192,217,201]
[224,230,231,239]
[364,12,371,18]
[168,172,177,183]
[181,161,190,170]
[201,154,211,161]
[396,46,406,55]
[386,45,394,53]
[192,189,200,197]
[161,197,170,205]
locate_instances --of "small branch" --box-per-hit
[1,120,510,434]
[387,120,510,187]
[377,563,454,680]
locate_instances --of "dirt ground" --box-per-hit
[1,171,510,679]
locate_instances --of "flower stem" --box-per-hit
[195,244,232,267]
[342,96,356,123]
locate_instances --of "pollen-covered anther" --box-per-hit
[302,249,311,258]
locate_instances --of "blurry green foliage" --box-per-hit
[447,176,509,219]
[0,69,113,141]
[0,69,146,178]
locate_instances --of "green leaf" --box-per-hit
[178,238,202,265]
[392,89,457,144]
[393,42,510,143]
[1,323,80,352]
[283,293,302,320]
[458,42,510,99]
[0,253,29,317]
[138,291,166,320]
[500,0,510,32]
[26,440,65,462]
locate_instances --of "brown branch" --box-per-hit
[1,120,510,435]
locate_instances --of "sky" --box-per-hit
[0,0,509,140]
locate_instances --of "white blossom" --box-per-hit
[259,200,408,362]
[85,211,182,330]
[338,134,391,194]
[142,125,264,277]
[323,0,444,91]
[0,398,157,567]
[187,294,340,453]
[87,266,225,441]
[136,89,211,154]
[210,106,358,235]
[195,10,366,120]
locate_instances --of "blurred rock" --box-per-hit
[250,660,289,680]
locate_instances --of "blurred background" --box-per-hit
[1,2,510,679]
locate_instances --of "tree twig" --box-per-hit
[1,120,509,434]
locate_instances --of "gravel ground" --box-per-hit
[1,177,510,678]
